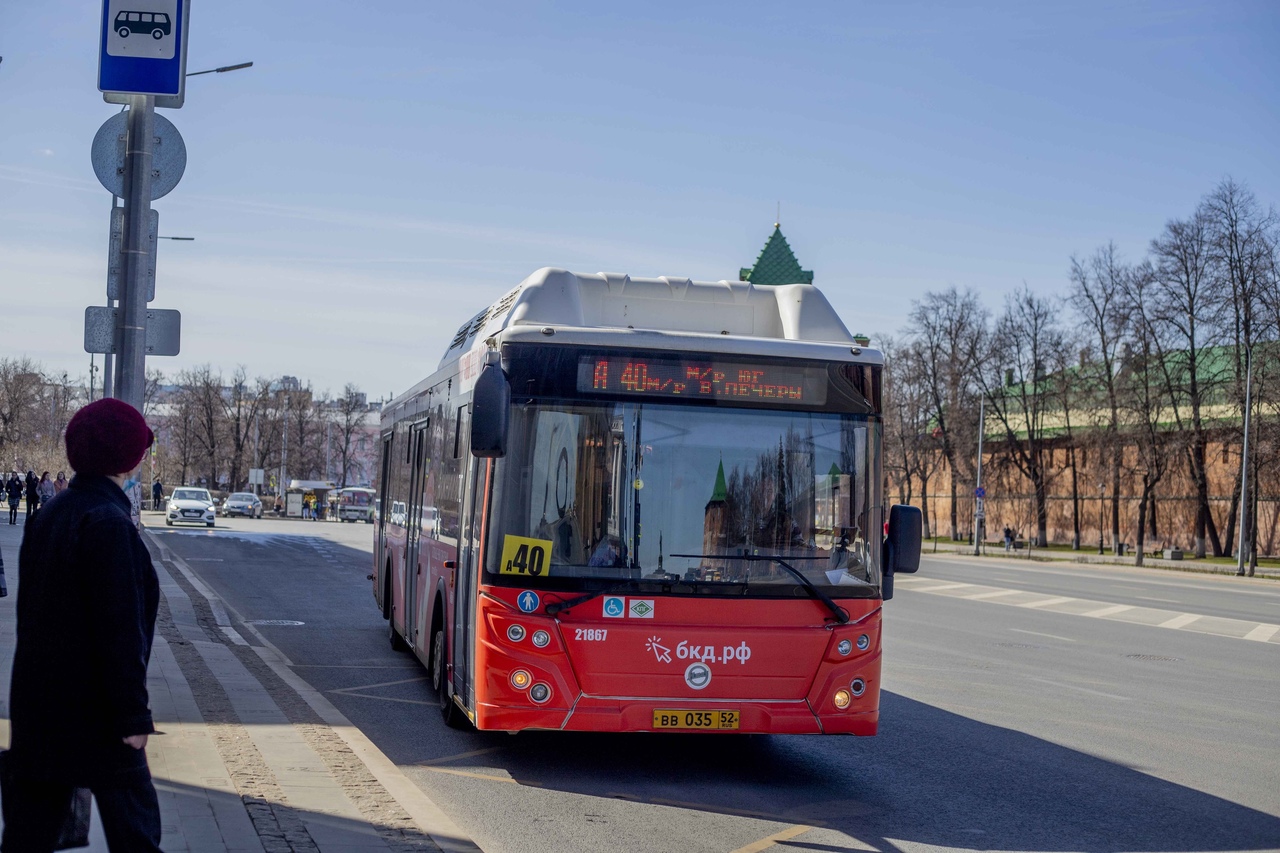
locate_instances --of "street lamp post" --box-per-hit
[1098,483,1106,555]
[1236,346,1254,577]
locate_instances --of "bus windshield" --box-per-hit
[485,400,882,597]
[340,490,372,506]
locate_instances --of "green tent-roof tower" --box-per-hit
[739,224,813,285]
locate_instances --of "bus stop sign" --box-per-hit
[98,0,190,106]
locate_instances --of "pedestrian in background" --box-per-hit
[152,478,164,511]
[2,398,162,851]
[5,473,20,525]
[23,471,38,521]
[53,471,68,495]
[37,472,55,507]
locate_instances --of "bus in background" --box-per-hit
[373,268,921,733]
[336,487,376,523]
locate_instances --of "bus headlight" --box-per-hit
[857,634,870,651]
[837,639,852,656]
[529,683,551,704]
[510,670,531,690]
[850,678,866,697]
[531,630,550,648]
[833,689,852,709]
[506,624,526,643]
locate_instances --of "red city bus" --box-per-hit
[373,268,921,733]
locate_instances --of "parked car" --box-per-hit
[221,492,263,518]
[166,488,217,528]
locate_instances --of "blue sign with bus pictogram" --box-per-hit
[99,0,189,100]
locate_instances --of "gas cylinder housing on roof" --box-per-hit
[441,267,857,368]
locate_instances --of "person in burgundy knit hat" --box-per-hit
[3,399,163,852]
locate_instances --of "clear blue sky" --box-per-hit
[2,1,1277,399]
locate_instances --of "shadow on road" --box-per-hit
[405,691,1280,852]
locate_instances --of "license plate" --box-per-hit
[183,511,199,517]
[652,710,740,730]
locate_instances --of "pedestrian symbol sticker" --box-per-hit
[603,596,626,618]
[517,591,540,613]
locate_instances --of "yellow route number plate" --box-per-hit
[499,535,553,577]
[652,710,740,730]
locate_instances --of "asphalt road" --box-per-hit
[150,514,1280,853]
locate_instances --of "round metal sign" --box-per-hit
[91,110,187,200]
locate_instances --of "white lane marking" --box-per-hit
[1083,604,1134,618]
[1028,676,1130,701]
[908,582,973,593]
[1137,596,1180,603]
[1020,596,1075,609]
[1159,613,1202,629]
[1244,624,1280,643]
[966,589,1024,601]
[220,626,249,646]
[1010,628,1077,642]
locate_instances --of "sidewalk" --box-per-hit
[0,511,481,852]
[924,539,1280,579]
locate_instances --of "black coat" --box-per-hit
[5,477,20,502]
[9,475,159,784]
[23,475,38,502]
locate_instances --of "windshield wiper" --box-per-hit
[670,554,850,624]
[544,580,643,616]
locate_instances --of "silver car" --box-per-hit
[221,492,263,518]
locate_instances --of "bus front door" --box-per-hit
[403,421,430,652]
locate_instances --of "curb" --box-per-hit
[923,542,1280,580]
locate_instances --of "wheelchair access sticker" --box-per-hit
[499,534,553,578]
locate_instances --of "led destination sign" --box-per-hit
[577,355,828,405]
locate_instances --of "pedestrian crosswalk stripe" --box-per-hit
[966,589,1023,600]
[1020,596,1075,609]
[1158,613,1201,629]
[1081,604,1133,617]
[1243,624,1280,643]
[908,582,972,593]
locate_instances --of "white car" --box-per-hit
[166,487,217,528]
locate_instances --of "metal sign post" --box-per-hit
[92,0,188,413]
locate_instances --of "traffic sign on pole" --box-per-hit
[98,0,190,107]
[91,111,187,200]
[84,306,181,356]
[107,207,157,301]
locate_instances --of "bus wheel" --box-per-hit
[432,627,466,729]
[388,609,408,652]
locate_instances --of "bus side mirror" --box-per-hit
[471,362,510,458]
[881,504,922,601]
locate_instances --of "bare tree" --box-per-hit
[980,286,1063,547]
[1121,263,1173,565]
[1204,179,1278,556]
[1069,244,1131,554]
[1148,208,1227,556]
[223,368,268,491]
[333,384,369,488]
[0,357,48,470]
[176,365,224,489]
[906,287,987,540]
[1050,333,1089,549]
